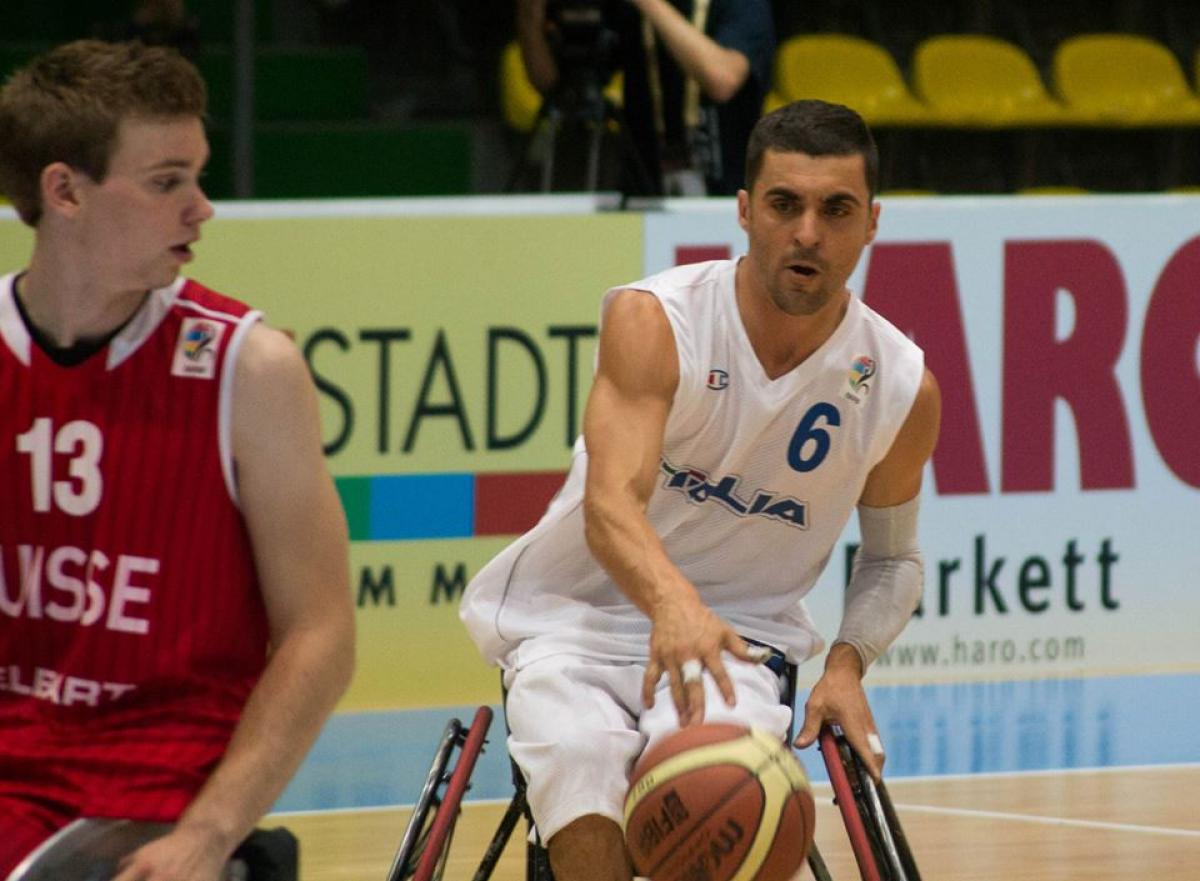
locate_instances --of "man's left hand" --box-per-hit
[794,643,885,780]
[112,824,232,881]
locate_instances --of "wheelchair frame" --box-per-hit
[385,704,922,881]
[5,820,296,881]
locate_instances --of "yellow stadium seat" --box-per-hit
[912,35,1069,126]
[1052,34,1200,125]
[771,35,931,126]
[500,41,543,132]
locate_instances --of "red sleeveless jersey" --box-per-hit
[0,274,269,821]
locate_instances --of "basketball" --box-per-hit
[623,724,815,881]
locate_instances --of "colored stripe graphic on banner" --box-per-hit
[336,472,567,540]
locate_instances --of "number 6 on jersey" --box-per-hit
[787,403,840,473]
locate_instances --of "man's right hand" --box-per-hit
[642,594,769,726]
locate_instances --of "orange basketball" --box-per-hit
[623,724,815,881]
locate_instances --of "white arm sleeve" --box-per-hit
[834,496,924,669]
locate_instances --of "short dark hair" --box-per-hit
[0,39,206,226]
[745,100,879,198]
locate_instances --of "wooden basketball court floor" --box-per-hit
[269,672,1200,879]
[273,764,1200,880]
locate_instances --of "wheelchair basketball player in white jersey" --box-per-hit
[460,99,941,881]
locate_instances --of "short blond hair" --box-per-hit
[0,39,206,226]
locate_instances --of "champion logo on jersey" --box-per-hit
[843,355,876,404]
[707,368,729,390]
[172,317,226,379]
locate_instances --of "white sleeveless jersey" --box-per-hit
[460,259,924,667]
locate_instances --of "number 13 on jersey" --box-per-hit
[15,418,104,516]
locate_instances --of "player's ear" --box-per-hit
[737,188,750,233]
[40,162,84,219]
[867,199,880,244]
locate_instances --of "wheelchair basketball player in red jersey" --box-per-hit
[0,40,354,881]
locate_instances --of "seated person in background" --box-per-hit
[0,40,355,881]
[517,0,775,195]
[461,100,940,881]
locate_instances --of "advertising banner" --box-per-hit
[0,199,641,712]
[193,203,642,709]
[4,193,1196,716]
[644,194,1200,684]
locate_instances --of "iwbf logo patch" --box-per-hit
[171,318,226,379]
[843,355,876,404]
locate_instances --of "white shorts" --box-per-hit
[502,649,793,842]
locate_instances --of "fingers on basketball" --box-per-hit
[705,654,736,708]
[643,659,663,707]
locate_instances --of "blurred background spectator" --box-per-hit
[0,0,1196,199]
[513,0,774,196]
[109,0,202,59]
